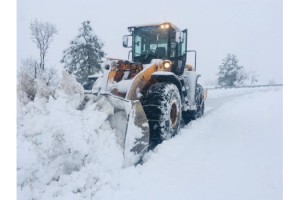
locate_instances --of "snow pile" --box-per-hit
[113,79,133,94]
[142,59,163,69]
[17,72,123,200]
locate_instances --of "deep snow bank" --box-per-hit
[17,72,124,200]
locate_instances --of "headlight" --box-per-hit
[164,62,171,68]
[160,23,170,29]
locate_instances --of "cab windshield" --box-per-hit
[133,26,171,64]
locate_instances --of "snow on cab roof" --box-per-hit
[128,22,181,31]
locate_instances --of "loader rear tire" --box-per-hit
[195,84,205,118]
[143,83,182,149]
[182,84,204,124]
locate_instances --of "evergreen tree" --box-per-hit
[61,21,105,83]
[217,54,247,87]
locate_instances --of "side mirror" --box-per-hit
[123,35,132,48]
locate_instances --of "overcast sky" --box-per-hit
[17,0,282,84]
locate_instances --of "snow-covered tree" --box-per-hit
[21,57,40,78]
[217,54,247,87]
[61,20,105,83]
[248,70,259,85]
[17,58,58,104]
[30,19,58,70]
[17,67,37,103]
[18,20,58,105]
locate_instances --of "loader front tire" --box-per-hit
[143,83,182,149]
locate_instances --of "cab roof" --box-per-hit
[128,22,181,32]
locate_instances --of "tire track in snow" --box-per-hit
[204,89,255,116]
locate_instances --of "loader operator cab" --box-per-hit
[123,22,189,75]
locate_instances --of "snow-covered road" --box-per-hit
[18,86,282,200]
[92,86,282,200]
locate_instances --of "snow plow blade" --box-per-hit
[103,94,150,168]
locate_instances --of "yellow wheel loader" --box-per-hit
[91,22,207,167]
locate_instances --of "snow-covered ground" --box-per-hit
[17,85,282,200]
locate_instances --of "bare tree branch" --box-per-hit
[30,19,58,70]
